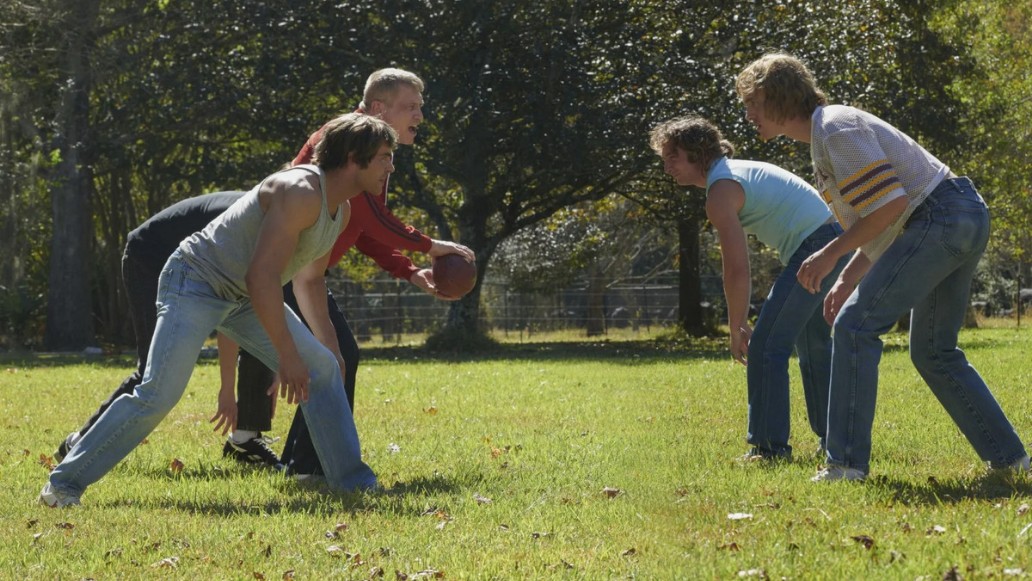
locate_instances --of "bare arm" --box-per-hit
[706,180,751,365]
[292,250,343,359]
[245,175,323,404]
[210,332,239,435]
[797,196,907,294]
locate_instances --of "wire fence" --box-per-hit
[326,275,698,343]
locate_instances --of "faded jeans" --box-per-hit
[747,222,848,457]
[826,177,1026,474]
[49,251,377,498]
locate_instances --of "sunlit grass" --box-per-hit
[2,324,1030,578]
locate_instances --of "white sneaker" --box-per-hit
[812,465,866,482]
[39,482,80,508]
[1010,455,1030,472]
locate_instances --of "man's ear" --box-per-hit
[365,100,387,117]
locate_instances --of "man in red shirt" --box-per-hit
[229,68,474,478]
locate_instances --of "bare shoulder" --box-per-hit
[258,168,323,224]
[705,179,745,221]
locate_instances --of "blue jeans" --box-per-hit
[48,252,377,497]
[826,177,1026,474]
[747,222,848,457]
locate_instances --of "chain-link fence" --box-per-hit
[326,274,702,342]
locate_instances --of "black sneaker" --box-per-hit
[222,435,284,470]
[54,431,81,463]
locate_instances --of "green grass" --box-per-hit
[2,325,1031,579]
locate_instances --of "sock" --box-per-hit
[231,430,258,444]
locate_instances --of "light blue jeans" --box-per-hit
[747,222,848,457]
[49,252,377,497]
[826,177,1026,474]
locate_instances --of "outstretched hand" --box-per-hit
[273,350,310,404]
[210,388,238,436]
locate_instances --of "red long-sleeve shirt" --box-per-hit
[292,125,433,280]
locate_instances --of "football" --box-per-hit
[432,254,477,298]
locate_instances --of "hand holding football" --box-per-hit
[432,254,477,298]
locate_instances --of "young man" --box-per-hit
[650,115,849,461]
[40,113,392,506]
[736,53,1030,481]
[242,68,474,478]
[52,192,284,469]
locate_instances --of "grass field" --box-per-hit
[2,324,1031,579]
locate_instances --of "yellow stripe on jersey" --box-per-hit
[838,160,901,210]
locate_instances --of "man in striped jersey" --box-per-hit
[736,53,1029,482]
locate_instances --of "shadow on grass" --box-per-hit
[869,472,1032,505]
[101,470,468,515]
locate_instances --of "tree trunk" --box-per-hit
[677,217,708,336]
[584,263,607,337]
[44,0,100,350]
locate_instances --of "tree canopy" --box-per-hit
[1,0,1029,349]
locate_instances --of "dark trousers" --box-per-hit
[260,281,358,476]
[75,250,272,439]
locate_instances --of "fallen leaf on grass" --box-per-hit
[253,573,265,581]
[850,535,875,549]
[398,569,443,577]
[621,548,636,557]
[169,458,185,475]
[602,487,621,499]
[531,531,550,539]
[55,522,74,530]
[718,542,740,551]
[151,557,179,569]
[326,545,344,556]
[727,513,753,521]
[473,493,492,505]
[282,571,295,580]
[26,519,38,529]
[424,406,438,415]
[560,559,574,569]
[943,566,961,581]
[32,533,43,542]
[369,566,384,577]
[927,525,947,536]
[39,454,54,471]
[1017,503,1029,515]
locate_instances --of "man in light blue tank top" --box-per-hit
[41,114,396,506]
[650,115,850,461]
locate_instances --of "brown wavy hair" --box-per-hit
[649,115,735,168]
[313,113,398,171]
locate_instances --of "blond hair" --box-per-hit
[736,53,827,122]
[358,68,425,110]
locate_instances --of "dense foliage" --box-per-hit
[0,0,1028,348]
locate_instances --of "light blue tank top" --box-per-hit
[179,165,345,300]
[706,157,832,265]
